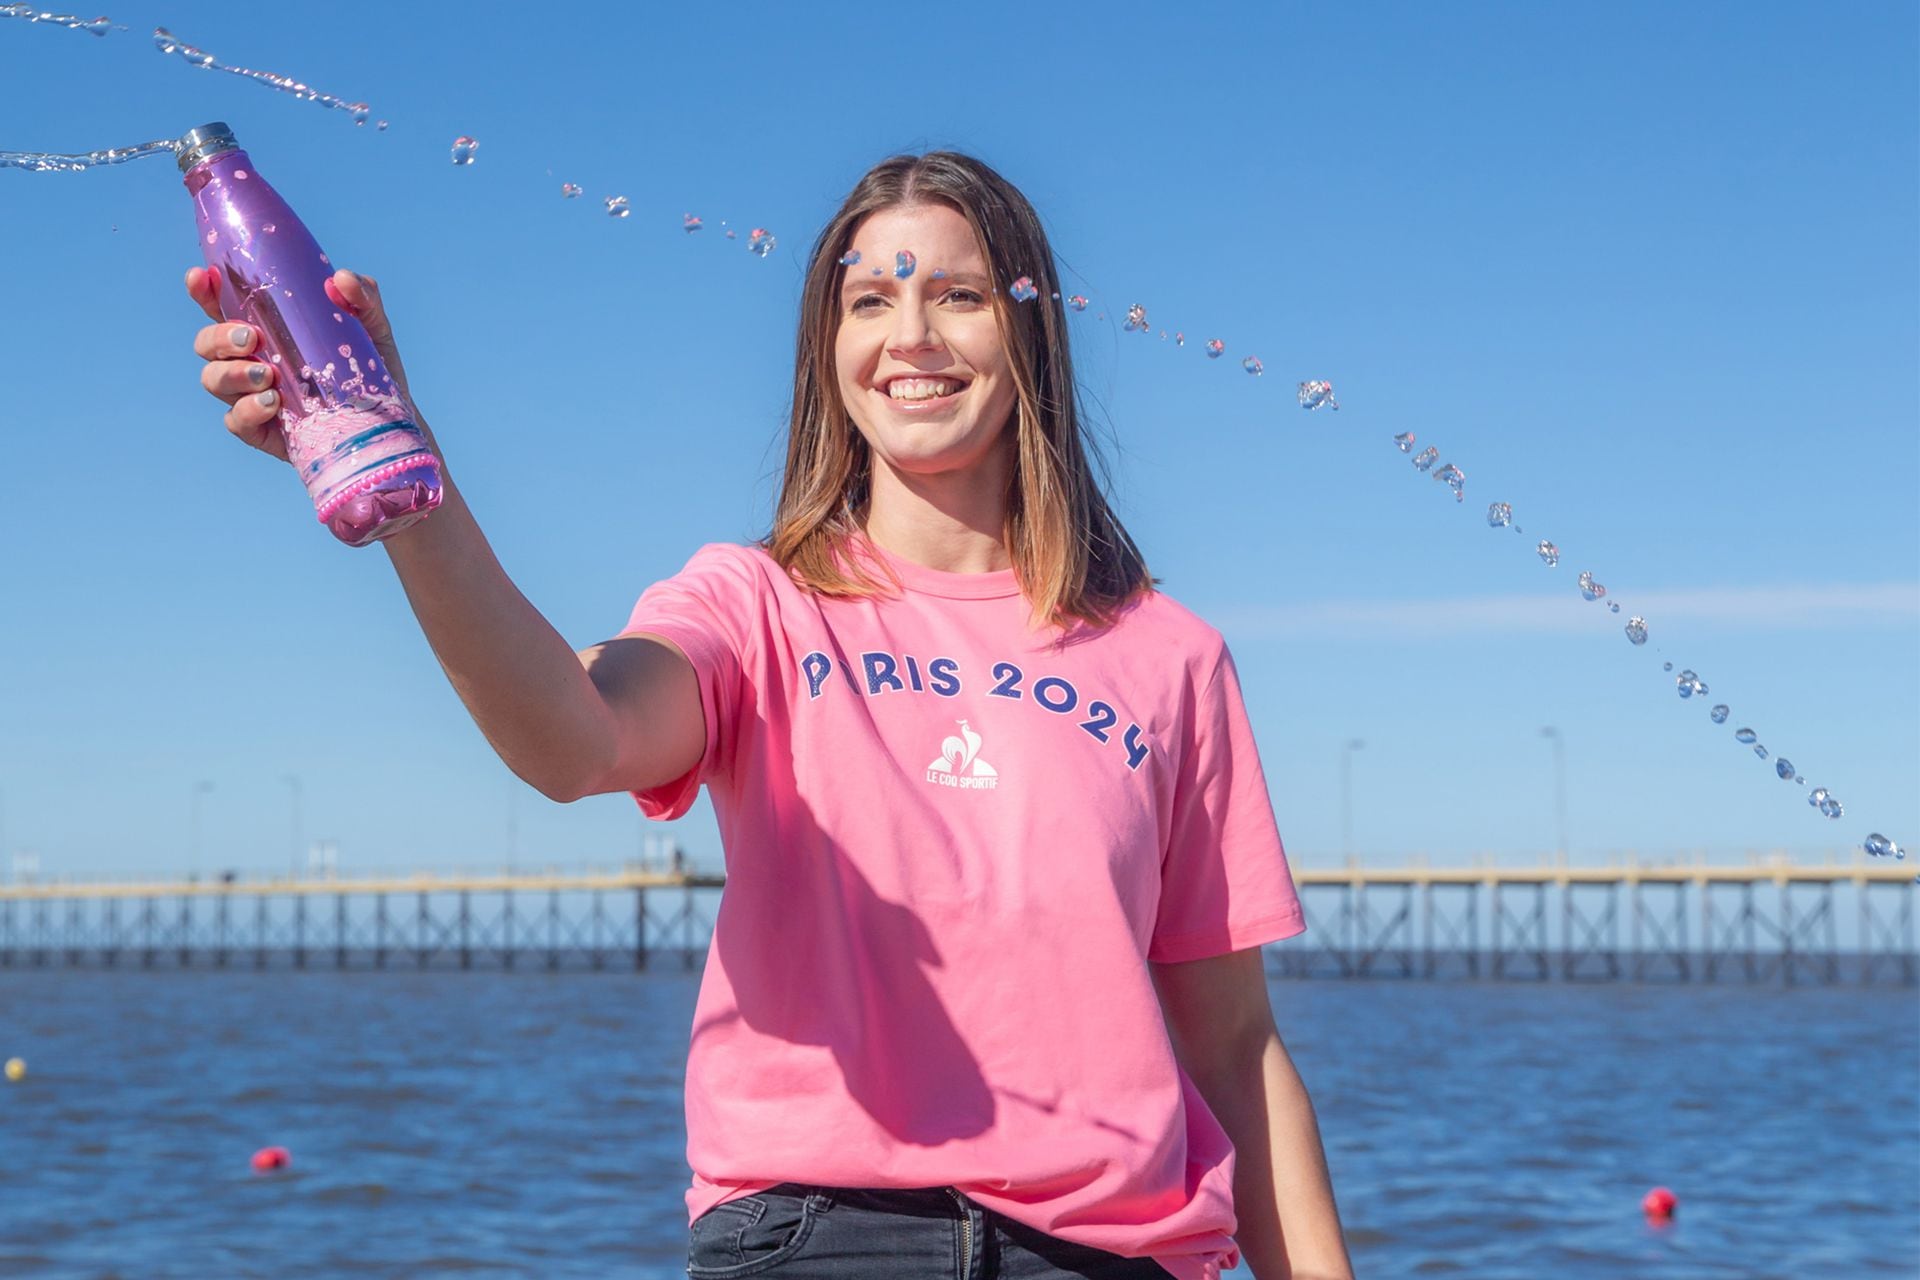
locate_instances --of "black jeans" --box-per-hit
[687,1183,1176,1279]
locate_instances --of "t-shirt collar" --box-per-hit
[852,531,1022,600]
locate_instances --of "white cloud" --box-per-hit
[1209,583,1920,639]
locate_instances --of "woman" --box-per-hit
[186,151,1352,1280]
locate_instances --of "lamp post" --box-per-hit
[189,780,215,872]
[280,775,302,882]
[1540,726,1568,864]
[1340,739,1366,861]
[506,788,518,871]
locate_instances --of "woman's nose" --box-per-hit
[887,299,942,351]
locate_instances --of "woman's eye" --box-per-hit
[851,289,980,312]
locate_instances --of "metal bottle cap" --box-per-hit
[176,122,239,173]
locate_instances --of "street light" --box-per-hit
[1340,739,1366,861]
[189,780,215,871]
[1540,727,1568,864]
[280,775,303,882]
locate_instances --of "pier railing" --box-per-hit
[0,853,1911,983]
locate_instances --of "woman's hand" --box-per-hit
[184,265,419,464]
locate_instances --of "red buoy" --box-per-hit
[250,1145,291,1173]
[1641,1186,1677,1219]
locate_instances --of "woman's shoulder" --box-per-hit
[1121,583,1229,655]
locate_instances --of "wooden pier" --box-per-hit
[0,853,1911,983]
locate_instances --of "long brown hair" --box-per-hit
[760,151,1156,635]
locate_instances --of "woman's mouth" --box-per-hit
[878,378,969,413]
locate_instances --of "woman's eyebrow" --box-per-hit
[840,268,991,295]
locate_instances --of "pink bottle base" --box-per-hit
[318,455,444,547]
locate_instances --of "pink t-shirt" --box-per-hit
[619,536,1306,1280]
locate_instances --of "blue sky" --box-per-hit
[1,1,1914,880]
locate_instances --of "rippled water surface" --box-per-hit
[2,970,1914,1278]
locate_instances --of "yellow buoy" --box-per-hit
[3,1058,24,1082]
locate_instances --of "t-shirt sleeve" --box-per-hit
[1148,636,1307,963]
[615,543,760,820]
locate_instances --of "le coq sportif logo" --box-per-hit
[926,719,999,790]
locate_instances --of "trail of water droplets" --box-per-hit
[0,4,123,35]
[152,27,371,124]
[0,138,176,172]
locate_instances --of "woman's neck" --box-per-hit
[863,471,1011,575]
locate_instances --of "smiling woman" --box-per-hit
[582,151,1350,1280]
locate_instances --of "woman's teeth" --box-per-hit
[888,379,962,401]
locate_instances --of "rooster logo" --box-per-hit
[926,718,998,784]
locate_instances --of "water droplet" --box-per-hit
[1735,727,1757,744]
[932,268,947,280]
[837,249,860,266]
[376,120,389,132]
[1578,571,1606,601]
[233,169,248,180]
[1067,295,1088,312]
[1664,662,1675,672]
[1009,276,1039,302]
[1865,833,1896,857]
[1053,292,1061,300]
[561,182,582,199]
[204,230,217,244]
[1123,304,1148,332]
[337,344,351,358]
[1754,743,1769,760]
[870,267,882,275]
[1412,446,1439,472]
[1711,704,1729,723]
[450,136,478,166]
[1298,380,1338,410]
[1242,356,1264,376]
[1675,669,1705,699]
[348,104,369,125]
[1625,617,1648,645]
[748,228,776,257]
[683,214,703,232]
[1433,463,1465,501]
[1775,758,1794,780]
[262,223,276,234]
[1175,333,1185,346]
[1536,541,1560,567]
[605,195,630,218]
[725,230,736,239]
[1394,432,1417,453]
[1608,602,1621,613]
[894,250,916,279]
[332,312,343,322]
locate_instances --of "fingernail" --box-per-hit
[232,325,253,349]
[341,270,360,287]
[256,389,278,408]
[248,364,267,387]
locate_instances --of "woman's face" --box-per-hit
[833,203,1019,494]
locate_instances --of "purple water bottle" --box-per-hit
[178,122,442,546]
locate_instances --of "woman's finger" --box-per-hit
[200,357,276,401]
[183,265,225,324]
[322,268,410,390]
[224,389,289,462]
[193,321,260,363]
